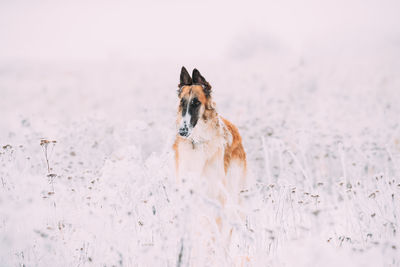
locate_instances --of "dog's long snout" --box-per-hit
[179,124,189,137]
[179,128,189,137]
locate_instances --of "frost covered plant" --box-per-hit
[40,139,57,191]
[40,139,57,173]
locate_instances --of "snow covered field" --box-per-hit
[1,1,400,266]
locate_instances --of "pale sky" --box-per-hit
[0,0,399,62]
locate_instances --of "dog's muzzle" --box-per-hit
[179,124,190,137]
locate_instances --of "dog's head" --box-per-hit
[176,66,214,138]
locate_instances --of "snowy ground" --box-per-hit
[1,56,399,266]
[1,1,400,266]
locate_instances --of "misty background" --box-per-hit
[1,1,400,266]
[1,0,399,62]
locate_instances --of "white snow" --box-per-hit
[1,0,400,266]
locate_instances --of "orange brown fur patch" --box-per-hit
[221,117,247,174]
[179,85,207,105]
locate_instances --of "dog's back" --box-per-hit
[220,116,247,203]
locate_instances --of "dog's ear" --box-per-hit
[179,66,192,87]
[178,66,192,96]
[192,68,206,85]
[192,68,212,97]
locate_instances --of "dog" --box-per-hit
[173,67,248,265]
[173,66,247,204]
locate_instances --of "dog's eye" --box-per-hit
[191,98,200,106]
[180,98,186,106]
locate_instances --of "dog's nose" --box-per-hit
[179,127,189,137]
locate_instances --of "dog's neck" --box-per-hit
[186,111,225,149]
[190,138,208,149]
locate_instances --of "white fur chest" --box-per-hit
[177,137,223,178]
[175,115,233,199]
